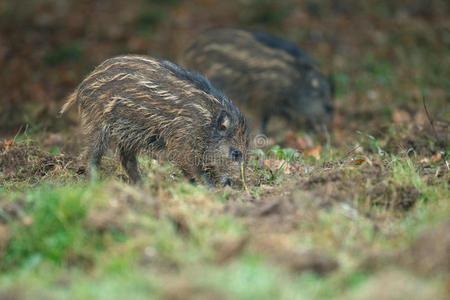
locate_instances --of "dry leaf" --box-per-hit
[263,159,273,168]
[306,145,322,160]
[352,158,366,164]
[418,153,442,165]
[263,159,301,175]
[264,159,283,169]
[430,152,442,163]
[417,158,429,165]
[282,164,293,175]
[5,139,13,147]
[284,131,316,151]
[284,131,306,150]
[393,109,411,124]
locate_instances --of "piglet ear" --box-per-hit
[216,110,232,135]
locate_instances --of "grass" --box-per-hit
[0,137,448,299]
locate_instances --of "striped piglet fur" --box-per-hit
[61,55,249,186]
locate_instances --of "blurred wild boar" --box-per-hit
[182,28,334,136]
[60,55,249,186]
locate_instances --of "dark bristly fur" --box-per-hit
[60,55,249,185]
[181,28,334,135]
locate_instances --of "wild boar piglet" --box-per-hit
[182,28,334,136]
[61,55,249,186]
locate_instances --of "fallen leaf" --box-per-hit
[393,109,411,124]
[352,158,366,164]
[417,158,429,164]
[284,131,296,143]
[5,139,13,147]
[282,163,293,175]
[264,159,284,169]
[413,111,427,125]
[284,132,316,151]
[284,131,306,150]
[430,152,442,163]
[263,159,273,168]
[306,145,321,160]
[263,159,301,175]
[418,153,442,165]
[294,137,307,150]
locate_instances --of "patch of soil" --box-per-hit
[274,250,338,275]
[345,269,444,300]
[162,282,227,300]
[168,211,191,237]
[224,182,339,275]
[385,124,449,156]
[0,288,24,300]
[83,207,125,234]
[0,140,82,183]
[224,180,300,231]
[300,168,346,190]
[399,218,450,275]
[362,218,450,277]
[83,182,157,234]
[213,235,249,264]
[0,224,10,264]
[370,183,421,210]
[0,195,27,224]
[298,159,423,210]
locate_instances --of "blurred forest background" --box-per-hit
[0,0,448,138]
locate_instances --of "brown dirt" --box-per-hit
[386,124,449,156]
[222,180,340,275]
[399,218,450,275]
[370,183,421,210]
[0,140,83,184]
[0,288,24,300]
[362,218,450,278]
[162,281,227,300]
[296,158,426,210]
[274,250,338,275]
[213,235,249,264]
[0,195,27,224]
[0,223,10,265]
[220,151,444,275]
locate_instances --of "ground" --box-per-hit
[0,0,449,299]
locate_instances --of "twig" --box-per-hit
[3,124,25,152]
[422,95,440,142]
[12,124,26,144]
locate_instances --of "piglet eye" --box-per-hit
[230,149,242,162]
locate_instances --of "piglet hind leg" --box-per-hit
[86,126,110,181]
[119,146,142,183]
